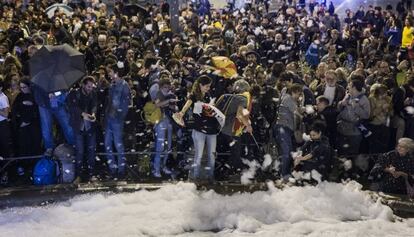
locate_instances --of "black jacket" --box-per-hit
[370,150,414,194]
[67,88,97,132]
[299,136,333,178]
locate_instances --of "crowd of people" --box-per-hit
[0,0,413,195]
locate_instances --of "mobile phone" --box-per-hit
[54,91,62,96]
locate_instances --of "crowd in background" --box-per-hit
[0,0,413,195]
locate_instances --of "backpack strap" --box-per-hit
[217,94,235,117]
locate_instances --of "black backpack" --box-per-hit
[215,94,235,115]
[261,85,279,125]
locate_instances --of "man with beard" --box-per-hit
[243,50,264,83]
[67,76,98,183]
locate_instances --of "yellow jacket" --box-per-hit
[402,26,414,48]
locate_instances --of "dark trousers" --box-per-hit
[368,124,390,154]
[16,123,42,156]
[274,125,294,178]
[75,128,96,177]
[217,133,242,174]
[337,134,362,156]
[0,120,11,158]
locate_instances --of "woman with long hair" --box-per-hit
[176,75,216,181]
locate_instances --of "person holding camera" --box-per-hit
[67,76,98,182]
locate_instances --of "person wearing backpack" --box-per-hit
[176,75,216,181]
[104,65,131,179]
[67,76,98,183]
[216,79,253,180]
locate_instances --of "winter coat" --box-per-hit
[105,79,131,122]
[368,95,392,126]
[337,92,370,136]
[299,136,333,178]
[305,42,320,67]
[370,150,414,194]
[315,83,346,107]
[67,88,98,132]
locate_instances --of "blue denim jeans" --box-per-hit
[104,117,126,176]
[274,124,294,178]
[38,106,75,150]
[153,117,173,174]
[74,128,96,176]
[192,129,217,180]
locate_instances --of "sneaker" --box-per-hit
[152,171,162,178]
[73,176,81,184]
[162,167,172,175]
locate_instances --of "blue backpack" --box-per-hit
[33,157,57,185]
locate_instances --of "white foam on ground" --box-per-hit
[0,182,413,237]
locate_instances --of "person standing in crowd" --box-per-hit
[3,0,414,186]
[367,84,393,154]
[177,75,216,182]
[10,78,41,177]
[32,85,75,155]
[216,79,252,180]
[401,17,414,61]
[274,83,303,181]
[337,79,371,156]
[104,65,131,179]
[315,69,346,108]
[151,76,176,178]
[0,80,10,158]
[67,76,98,182]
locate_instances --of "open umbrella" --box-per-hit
[45,3,74,18]
[29,44,86,93]
[122,4,150,18]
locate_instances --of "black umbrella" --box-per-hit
[29,44,86,93]
[122,4,150,18]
